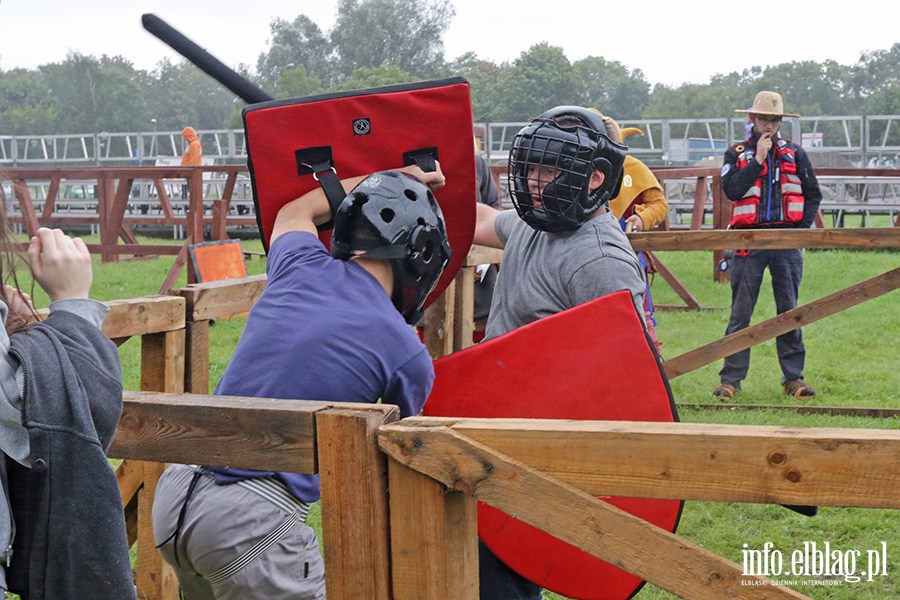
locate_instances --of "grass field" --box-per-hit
[16,230,899,600]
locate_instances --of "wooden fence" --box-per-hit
[2,165,256,292]
[97,222,898,600]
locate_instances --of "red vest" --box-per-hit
[729,138,805,227]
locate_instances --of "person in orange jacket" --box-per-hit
[180,127,202,166]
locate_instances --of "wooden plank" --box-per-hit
[387,456,478,600]
[211,198,228,241]
[628,227,900,252]
[465,244,503,266]
[184,320,210,395]
[187,170,205,243]
[664,267,900,378]
[378,423,809,600]
[116,458,144,509]
[119,223,140,246]
[153,178,176,219]
[108,176,135,244]
[141,330,185,394]
[678,403,900,418]
[317,408,399,600]
[711,175,730,282]
[39,176,60,221]
[644,250,703,310]
[690,176,707,230]
[12,178,40,236]
[111,391,316,470]
[123,489,138,549]
[158,240,192,295]
[102,296,186,339]
[98,177,117,262]
[134,460,179,600]
[452,266,476,352]
[424,283,455,359]
[398,417,900,509]
[452,229,900,267]
[174,274,267,320]
[109,391,397,471]
[84,243,182,256]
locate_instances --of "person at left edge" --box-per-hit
[0,222,135,600]
[152,164,450,600]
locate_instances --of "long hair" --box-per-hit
[0,174,34,335]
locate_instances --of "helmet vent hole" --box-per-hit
[404,189,418,201]
[380,208,395,223]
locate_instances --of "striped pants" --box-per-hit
[152,464,325,600]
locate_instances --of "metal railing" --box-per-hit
[480,115,900,168]
[5,115,900,176]
[0,129,248,166]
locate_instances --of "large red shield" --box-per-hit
[424,290,683,600]
[242,78,475,307]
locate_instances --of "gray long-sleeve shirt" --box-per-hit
[0,299,109,466]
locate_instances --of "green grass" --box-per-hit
[600,407,899,600]
[14,231,898,600]
[651,247,900,409]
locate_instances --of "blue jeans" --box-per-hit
[719,248,805,386]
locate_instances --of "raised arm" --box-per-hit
[473,202,504,249]
[271,164,446,243]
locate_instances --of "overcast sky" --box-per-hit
[1,1,897,88]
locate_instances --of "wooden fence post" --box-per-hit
[385,456,479,599]
[133,329,185,600]
[423,283,455,359]
[316,407,400,600]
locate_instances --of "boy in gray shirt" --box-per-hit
[472,105,647,600]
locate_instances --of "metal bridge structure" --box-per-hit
[4,115,900,168]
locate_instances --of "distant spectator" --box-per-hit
[713,91,823,401]
[180,127,202,166]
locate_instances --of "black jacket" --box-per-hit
[6,311,136,600]
[721,130,823,228]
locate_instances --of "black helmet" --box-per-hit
[508,106,627,232]
[331,171,451,324]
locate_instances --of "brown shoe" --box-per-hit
[712,383,739,401]
[783,379,816,398]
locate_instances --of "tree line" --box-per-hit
[3,0,900,136]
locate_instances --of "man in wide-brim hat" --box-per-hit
[713,91,823,402]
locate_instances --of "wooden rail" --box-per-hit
[379,417,900,599]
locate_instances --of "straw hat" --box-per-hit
[735,91,799,118]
